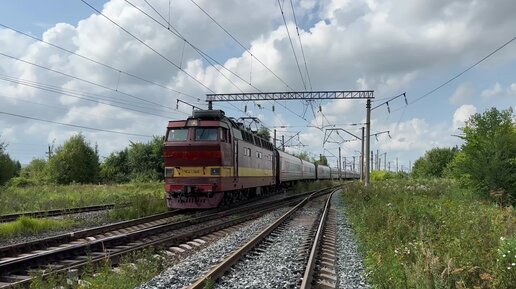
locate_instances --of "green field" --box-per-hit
[0,182,165,214]
[341,179,515,289]
[0,182,168,238]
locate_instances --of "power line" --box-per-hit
[409,35,516,105]
[184,0,333,127]
[0,110,154,138]
[125,0,246,94]
[0,23,202,104]
[187,0,296,92]
[80,0,215,93]
[278,0,306,89]
[0,75,181,119]
[0,51,174,110]
[289,0,312,90]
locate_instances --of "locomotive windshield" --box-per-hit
[195,128,218,141]
[167,128,188,141]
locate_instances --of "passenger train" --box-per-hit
[163,109,359,209]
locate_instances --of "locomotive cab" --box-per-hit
[163,110,234,208]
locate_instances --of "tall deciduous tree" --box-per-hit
[412,147,458,178]
[257,127,271,141]
[450,107,515,203]
[127,136,164,181]
[0,138,19,185]
[48,134,100,184]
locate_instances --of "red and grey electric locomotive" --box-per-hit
[163,109,360,209]
[163,110,275,209]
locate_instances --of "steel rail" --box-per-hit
[0,203,127,223]
[0,209,184,258]
[186,187,336,289]
[300,190,335,288]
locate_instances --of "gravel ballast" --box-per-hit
[216,207,320,289]
[137,207,291,289]
[332,191,371,288]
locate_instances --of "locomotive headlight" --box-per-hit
[187,119,199,126]
[210,168,221,175]
[165,167,174,178]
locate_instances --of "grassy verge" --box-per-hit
[341,179,515,289]
[28,249,170,289]
[0,182,164,214]
[0,216,75,238]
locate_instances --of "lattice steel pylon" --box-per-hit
[206,90,374,187]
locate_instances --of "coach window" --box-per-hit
[167,128,189,141]
[195,128,218,141]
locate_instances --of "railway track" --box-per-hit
[0,203,127,223]
[184,187,338,289]
[0,188,331,288]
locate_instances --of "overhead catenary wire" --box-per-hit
[129,0,311,128]
[289,0,312,91]
[0,23,203,104]
[0,111,154,138]
[81,0,216,94]
[409,35,516,106]
[0,75,182,119]
[188,0,296,92]
[0,51,176,111]
[185,0,332,128]
[278,0,306,90]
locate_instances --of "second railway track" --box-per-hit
[0,188,331,288]
[0,203,129,223]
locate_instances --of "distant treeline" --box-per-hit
[0,134,164,187]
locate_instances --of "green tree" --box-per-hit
[293,151,310,161]
[0,138,18,185]
[412,147,458,178]
[450,107,516,204]
[314,155,328,166]
[127,136,164,181]
[21,158,49,181]
[257,127,271,141]
[48,134,100,184]
[100,149,130,183]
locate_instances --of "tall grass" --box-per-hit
[0,182,164,214]
[29,249,170,289]
[0,216,74,238]
[341,179,515,288]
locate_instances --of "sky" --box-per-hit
[0,0,515,172]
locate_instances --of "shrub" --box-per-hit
[48,134,100,184]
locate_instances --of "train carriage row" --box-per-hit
[163,110,359,209]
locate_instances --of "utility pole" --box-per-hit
[338,147,342,180]
[46,145,52,160]
[384,152,387,170]
[370,150,374,172]
[273,129,277,148]
[352,156,356,173]
[376,149,379,170]
[409,160,412,173]
[396,157,399,172]
[343,156,346,179]
[281,135,285,151]
[360,127,365,182]
[365,99,371,187]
